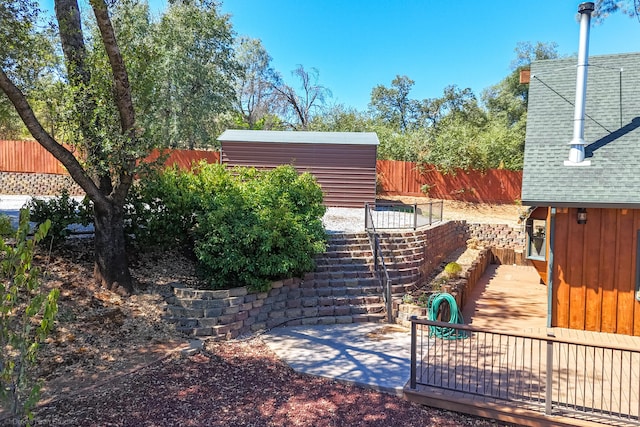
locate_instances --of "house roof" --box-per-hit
[521,52,640,208]
[217,130,380,145]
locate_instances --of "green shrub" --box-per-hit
[193,165,326,291]
[444,262,462,279]
[1,210,59,426]
[25,189,92,245]
[126,165,203,247]
[129,163,327,291]
[0,214,14,237]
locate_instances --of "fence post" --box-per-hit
[386,277,392,323]
[439,201,443,222]
[413,203,417,230]
[364,203,369,230]
[429,202,433,225]
[545,335,554,415]
[410,316,417,389]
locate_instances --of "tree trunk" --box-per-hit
[92,200,133,295]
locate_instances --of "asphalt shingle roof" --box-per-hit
[521,52,640,208]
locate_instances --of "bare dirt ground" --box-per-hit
[379,195,526,227]
[2,201,515,426]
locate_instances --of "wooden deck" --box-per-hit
[405,265,640,427]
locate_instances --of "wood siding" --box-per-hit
[221,142,377,208]
[376,160,522,204]
[552,207,640,336]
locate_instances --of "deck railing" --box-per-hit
[364,201,443,231]
[409,317,640,425]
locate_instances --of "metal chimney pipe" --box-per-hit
[567,2,595,165]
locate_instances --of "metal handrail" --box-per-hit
[365,201,443,231]
[409,316,640,425]
[365,207,393,323]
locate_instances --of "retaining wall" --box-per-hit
[165,222,525,340]
[0,172,83,196]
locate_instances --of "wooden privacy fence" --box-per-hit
[1,141,521,203]
[0,140,69,174]
[0,140,220,173]
[376,160,522,204]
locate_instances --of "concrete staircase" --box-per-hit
[162,228,444,339]
[303,231,429,322]
[303,232,385,322]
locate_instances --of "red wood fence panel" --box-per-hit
[376,159,522,204]
[142,148,220,169]
[0,140,68,174]
[0,140,220,174]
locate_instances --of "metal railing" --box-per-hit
[365,207,393,323]
[364,201,443,231]
[409,317,640,425]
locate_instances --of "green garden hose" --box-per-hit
[427,292,467,340]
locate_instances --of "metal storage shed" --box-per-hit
[217,130,379,208]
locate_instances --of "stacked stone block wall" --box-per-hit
[165,220,472,339]
[396,247,493,327]
[0,172,83,195]
[165,277,386,341]
[380,220,468,291]
[466,223,525,250]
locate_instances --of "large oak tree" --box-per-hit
[1,0,239,294]
[1,0,143,295]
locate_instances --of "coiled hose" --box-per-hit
[427,292,467,340]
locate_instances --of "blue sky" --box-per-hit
[41,1,640,111]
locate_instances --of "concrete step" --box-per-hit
[307,270,377,281]
[314,262,375,273]
[325,243,371,252]
[316,255,372,264]
[308,276,381,289]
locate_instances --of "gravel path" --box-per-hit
[323,207,366,233]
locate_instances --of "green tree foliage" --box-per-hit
[309,104,428,162]
[90,0,240,149]
[0,0,240,294]
[1,212,59,426]
[593,0,640,22]
[0,0,57,140]
[369,75,419,133]
[129,164,327,291]
[150,0,240,148]
[374,126,428,162]
[309,104,371,132]
[352,41,559,170]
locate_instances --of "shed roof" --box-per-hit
[521,52,640,208]
[217,130,379,145]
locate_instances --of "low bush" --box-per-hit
[0,214,13,237]
[444,262,462,279]
[25,189,92,246]
[125,165,202,247]
[131,163,327,292]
